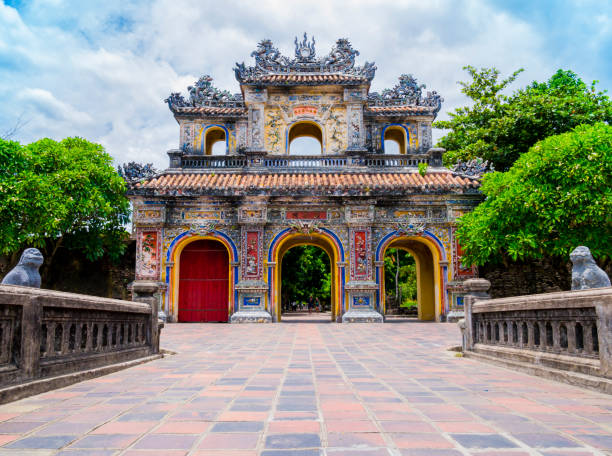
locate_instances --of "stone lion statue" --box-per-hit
[1,248,44,288]
[570,246,610,290]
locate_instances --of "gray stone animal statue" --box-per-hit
[570,246,611,290]
[1,248,44,288]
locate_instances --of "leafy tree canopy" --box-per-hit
[0,137,130,266]
[435,67,612,171]
[456,123,612,266]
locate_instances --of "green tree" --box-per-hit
[0,137,130,278]
[456,123,612,266]
[435,67,612,171]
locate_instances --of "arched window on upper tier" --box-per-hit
[288,121,323,155]
[205,126,227,155]
[383,125,407,155]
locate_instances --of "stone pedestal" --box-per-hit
[342,282,383,323]
[230,281,272,323]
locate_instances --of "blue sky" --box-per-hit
[1,0,610,168]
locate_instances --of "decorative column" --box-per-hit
[132,200,166,318]
[230,203,272,323]
[342,205,383,323]
[344,88,369,162]
[244,87,268,169]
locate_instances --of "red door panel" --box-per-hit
[178,240,229,322]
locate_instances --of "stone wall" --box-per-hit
[480,257,612,299]
[0,242,136,300]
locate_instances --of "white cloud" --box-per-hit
[0,0,609,169]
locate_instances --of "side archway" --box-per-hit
[376,231,446,320]
[164,231,238,322]
[268,228,345,321]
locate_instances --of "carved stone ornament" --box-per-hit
[367,74,443,114]
[118,162,157,186]
[289,221,322,235]
[452,158,493,179]
[234,33,376,82]
[570,246,611,290]
[394,220,426,236]
[165,75,243,109]
[189,222,218,237]
[1,248,43,288]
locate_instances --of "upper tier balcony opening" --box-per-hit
[383,125,407,155]
[205,126,227,156]
[288,121,323,155]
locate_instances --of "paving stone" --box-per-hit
[513,433,581,448]
[211,421,264,432]
[6,435,76,449]
[450,433,519,449]
[133,433,199,449]
[265,433,322,449]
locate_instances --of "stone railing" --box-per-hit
[0,283,162,390]
[460,279,612,390]
[171,151,436,171]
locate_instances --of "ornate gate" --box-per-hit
[178,240,229,322]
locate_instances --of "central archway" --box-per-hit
[269,229,344,322]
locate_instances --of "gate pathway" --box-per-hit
[0,319,610,455]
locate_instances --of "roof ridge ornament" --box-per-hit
[234,35,376,82]
[295,32,316,62]
[164,74,243,109]
[368,74,443,114]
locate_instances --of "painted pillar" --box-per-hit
[230,202,271,323]
[342,205,383,323]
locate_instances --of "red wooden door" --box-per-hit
[178,240,229,322]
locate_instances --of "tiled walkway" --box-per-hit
[0,317,611,455]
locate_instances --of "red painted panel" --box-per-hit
[178,240,229,322]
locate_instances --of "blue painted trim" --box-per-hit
[165,229,238,263]
[373,230,446,311]
[375,229,445,261]
[381,123,409,154]
[201,124,230,155]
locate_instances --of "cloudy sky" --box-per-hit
[1,0,610,169]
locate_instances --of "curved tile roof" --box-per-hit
[133,171,479,196]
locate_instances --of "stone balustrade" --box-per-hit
[0,283,162,390]
[174,152,434,170]
[460,280,612,391]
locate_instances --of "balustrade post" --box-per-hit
[595,298,612,378]
[552,321,561,352]
[527,322,535,349]
[21,296,42,380]
[584,323,594,356]
[461,278,491,351]
[132,281,162,354]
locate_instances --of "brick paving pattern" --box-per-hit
[0,314,611,455]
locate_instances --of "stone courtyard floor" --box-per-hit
[0,315,611,455]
